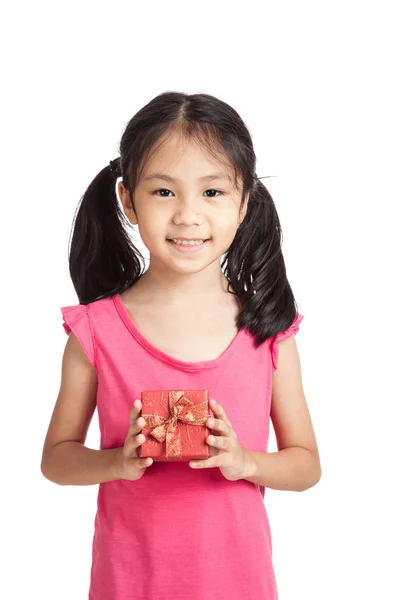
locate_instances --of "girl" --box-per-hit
[41,91,321,600]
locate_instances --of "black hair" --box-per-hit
[68,91,300,347]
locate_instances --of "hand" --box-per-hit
[189,398,252,482]
[116,399,153,481]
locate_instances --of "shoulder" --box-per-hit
[60,296,119,367]
[61,303,96,367]
[270,313,304,371]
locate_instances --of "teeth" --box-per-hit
[171,239,205,246]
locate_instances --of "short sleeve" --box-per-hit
[271,313,304,371]
[61,304,96,367]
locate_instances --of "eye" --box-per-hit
[152,189,173,197]
[204,189,224,197]
[151,189,224,198]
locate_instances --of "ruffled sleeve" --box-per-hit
[271,313,304,371]
[61,304,96,367]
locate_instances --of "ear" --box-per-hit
[238,191,250,225]
[118,182,138,225]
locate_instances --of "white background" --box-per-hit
[2,1,399,598]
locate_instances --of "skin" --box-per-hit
[118,130,249,304]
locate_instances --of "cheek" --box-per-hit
[136,211,167,240]
[215,217,240,244]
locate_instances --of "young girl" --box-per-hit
[41,91,321,600]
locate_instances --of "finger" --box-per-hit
[129,401,147,432]
[129,399,142,424]
[209,443,218,457]
[210,400,232,428]
[136,457,153,469]
[125,452,153,468]
[124,432,146,457]
[128,414,147,436]
[135,450,154,467]
[207,417,229,436]
[207,434,229,450]
[210,398,223,415]
[209,408,235,436]
[189,454,225,469]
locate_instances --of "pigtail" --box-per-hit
[223,178,298,348]
[68,160,145,304]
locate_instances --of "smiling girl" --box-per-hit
[41,91,321,600]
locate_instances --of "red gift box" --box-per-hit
[138,390,212,462]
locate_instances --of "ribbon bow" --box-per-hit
[141,390,209,458]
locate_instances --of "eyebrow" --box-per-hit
[143,172,229,183]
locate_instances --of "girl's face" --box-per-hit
[118,131,249,276]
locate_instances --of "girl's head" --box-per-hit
[69,91,299,346]
[117,123,250,284]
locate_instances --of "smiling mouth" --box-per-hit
[166,238,211,252]
[167,238,210,245]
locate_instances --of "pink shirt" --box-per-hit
[61,293,304,600]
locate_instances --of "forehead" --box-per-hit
[141,131,234,184]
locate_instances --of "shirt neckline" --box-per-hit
[112,293,246,371]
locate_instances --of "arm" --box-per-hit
[243,335,322,492]
[42,442,122,486]
[243,447,320,492]
[40,331,121,486]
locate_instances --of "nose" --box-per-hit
[172,197,203,225]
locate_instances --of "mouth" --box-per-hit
[167,238,210,245]
[166,238,211,253]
